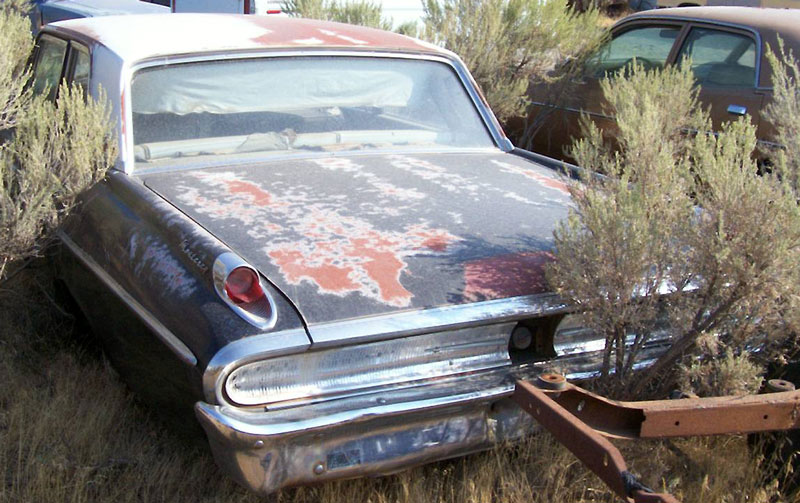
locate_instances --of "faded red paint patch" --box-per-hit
[267,226,458,307]
[269,249,358,292]
[348,236,409,305]
[464,252,555,302]
[246,17,426,50]
[225,180,273,206]
[526,170,570,194]
[181,171,460,307]
[409,227,454,253]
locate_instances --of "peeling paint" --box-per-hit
[293,37,324,45]
[176,171,459,307]
[491,160,571,196]
[386,155,482,196]
[129,232,198,298]
[318,29,368,45]
[146,151,574,321]
[312,158,426,202]
[61,15,442,66]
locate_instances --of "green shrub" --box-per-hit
[421,0,605,122]
[0,4,116,281]
[0,3,33,131]
[548,62,800,398]
[282,0,392,30]
[765,39,800,195]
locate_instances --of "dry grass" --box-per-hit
[1,262,797,503]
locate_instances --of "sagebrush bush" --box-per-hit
[0,4,33,131]
[282,0,392,30]
[0,3,116,281]
[421,0,605,122]
[549,62,800,398]
[765,39,800,195]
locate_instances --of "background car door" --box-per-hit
[675,25,766,137]
[526,22,683,161]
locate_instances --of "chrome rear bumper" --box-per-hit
[195,322,674,494]
[195,369,538,493]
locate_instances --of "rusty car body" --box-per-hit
[511,7,800,162]
[35,14,676,494]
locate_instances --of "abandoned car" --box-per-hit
[37,14,674,493]
[509,7,800,162]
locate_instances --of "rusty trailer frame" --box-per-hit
[514,373,800,503]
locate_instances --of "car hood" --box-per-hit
[143,151,572,326]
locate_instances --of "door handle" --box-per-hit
[727,104,747,116]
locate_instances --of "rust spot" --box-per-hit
[464,252,554,301]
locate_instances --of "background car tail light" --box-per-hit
[225,266,263,303]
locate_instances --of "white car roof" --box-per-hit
[45,13,445,63]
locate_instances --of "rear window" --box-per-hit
[131,56,495,168]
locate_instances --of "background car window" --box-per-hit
[32,35,68,101]
[71,44,91,93]
[677,28,756,87]
[587,26,680,77]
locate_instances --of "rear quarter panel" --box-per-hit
[56,171,306,412]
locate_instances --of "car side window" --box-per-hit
[70,43,91,93]
[32,35,68,101]
[586,25,681,78]
[677,28,756,87]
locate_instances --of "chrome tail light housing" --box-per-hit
[213,252,277,330]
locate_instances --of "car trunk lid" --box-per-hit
[143,150,572,327]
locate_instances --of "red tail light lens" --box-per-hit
[225,267,264,304]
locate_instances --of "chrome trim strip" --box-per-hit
[212,252,278,331]
[224,323,513,407]
[196,369,513,438]
[125,50,509,174]
[203,328,311,403]
[757,138,783,149]
[58,231,198,366]
[203,293,566,404]
[307,293,569,347]
[132,147,502,176]
[727,104,747,116]
[542,103,615,121]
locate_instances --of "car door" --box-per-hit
[525,21,684,161]
[674,24,766,137]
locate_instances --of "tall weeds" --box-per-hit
[1,268,792,502]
